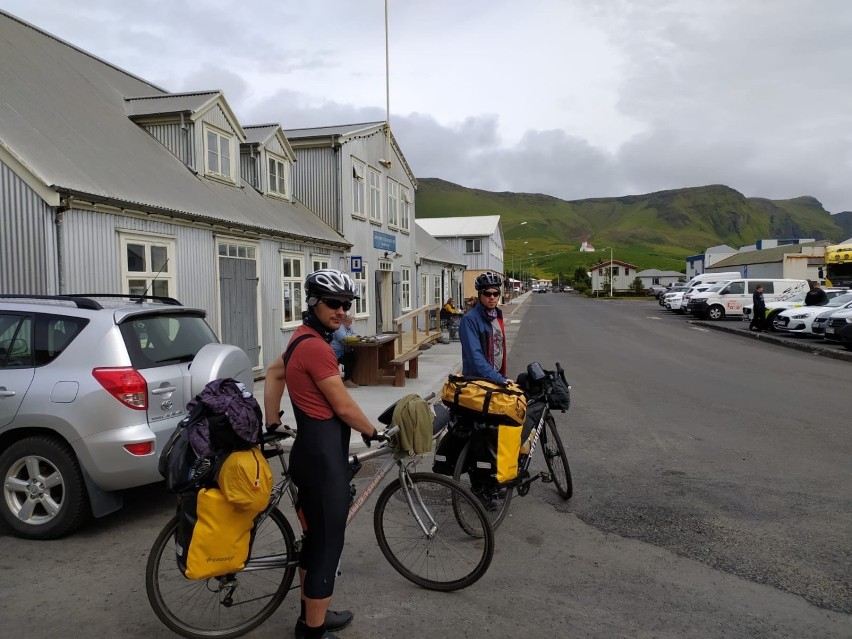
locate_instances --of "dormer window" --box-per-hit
[204,124,234,180]
[268,154,290,198]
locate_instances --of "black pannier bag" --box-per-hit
[432,420,471,476]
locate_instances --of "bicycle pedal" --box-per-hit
[540,472,553,483]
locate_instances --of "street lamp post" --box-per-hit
[504,221,527,295]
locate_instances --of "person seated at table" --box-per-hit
[464,297,477,313]
[331,313,359,388]
[443,297,461,315]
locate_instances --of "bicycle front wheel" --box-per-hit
[453,441,513,530]
[373,472,494,591]
[145,508,298,639]
[542,413,573,500]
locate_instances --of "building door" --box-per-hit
[218,242,260,368]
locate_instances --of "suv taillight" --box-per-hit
[92,367,148,410]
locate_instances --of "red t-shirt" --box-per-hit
[285,325,341,420]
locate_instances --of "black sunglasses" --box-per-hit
[480,290,501,298]
[321,298,352,311]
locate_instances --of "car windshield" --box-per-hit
[788,292,807,302]
[705,282,729,292]
[827,293,852,306]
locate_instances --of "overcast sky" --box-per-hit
[4,0,851,213]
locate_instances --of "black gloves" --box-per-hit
[361,428,386,448]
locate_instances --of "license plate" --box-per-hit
[826,327,835,334]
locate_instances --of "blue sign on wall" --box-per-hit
[743,264,748,277]
[373,231,396,252]
[350,256,363,273]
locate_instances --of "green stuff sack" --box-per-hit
[441,375,527,426]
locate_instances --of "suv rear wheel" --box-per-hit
[0,436,89,539]
[707,305,725,320]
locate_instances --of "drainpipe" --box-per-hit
[55,197,71,295]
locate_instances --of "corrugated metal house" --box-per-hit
[706,242,829,280]
[414,225,466,308]
[285,122,419,335]
[415,216,505,298]
[0,11,353,373]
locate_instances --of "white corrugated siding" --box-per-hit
[0,161,57,293]
[144,123,195,168]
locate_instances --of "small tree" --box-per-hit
[630,277,644,294]
[572,266,591,292]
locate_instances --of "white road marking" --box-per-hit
[645,316,660,320]
[509,319,521,324]
[690,326,709,332]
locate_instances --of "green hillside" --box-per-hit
[414,179,848,279]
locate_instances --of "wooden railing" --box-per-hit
[392,303,443,355]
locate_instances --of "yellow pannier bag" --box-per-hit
[179,448,272,580]
[441,375,528,426]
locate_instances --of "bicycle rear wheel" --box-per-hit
[453,441,513,530]
[145,508,298,639]
[373,472,494,591]
[542,413,572,500]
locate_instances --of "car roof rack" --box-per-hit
[0,294,103,310]
[70,293,183,306]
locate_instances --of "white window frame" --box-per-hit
[280,252,304,327]
[352,159,366,218]
[368,167,382,223]
[267,153,290,199]
[119,231,176,299]
[433,274,442,307]
[203,123,234,182]
[352,268,369,317]
[400,187,411,232]
[420,273,429,307]
[465,238,482,254]
[387,178,399,228]
[311,256,330,273]
[401,267,411,310]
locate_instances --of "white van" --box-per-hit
[684,271,741,288]
[688,278,809,320]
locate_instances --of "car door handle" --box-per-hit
[0,388,16,397]
[151,386,177,395]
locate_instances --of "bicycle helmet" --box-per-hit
[474,271,503,291]
[305,268,359,299]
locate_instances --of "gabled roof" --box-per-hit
[124,91,220,118]
[415,226,466,267]
[705,244,737,253]
[243,124,296,162]
[285,121,416,187]
[590,259,639,269]
[0,11,346,248]
[709,241,829,267]
[416,216,501,238]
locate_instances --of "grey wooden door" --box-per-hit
[219,256,260,367]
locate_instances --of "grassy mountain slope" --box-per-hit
[414,178,847,277]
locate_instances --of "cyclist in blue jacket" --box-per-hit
[459,272,510,384]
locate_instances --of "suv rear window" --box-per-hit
[119,313,218,369]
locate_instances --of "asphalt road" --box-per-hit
[2,294,850,638]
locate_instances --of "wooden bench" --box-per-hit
[388,350,421,387]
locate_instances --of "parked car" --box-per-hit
[775,293,852,334]
[660,285,689,307]
[823,308,852,349]
[646,284,668,297]
[688,279,809,320]
[743,288,848,331]
[0,294,253,539]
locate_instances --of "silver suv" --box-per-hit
[0,294,253,539]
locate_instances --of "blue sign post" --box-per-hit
[350,256,363,273]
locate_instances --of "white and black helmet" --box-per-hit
[474,271,504,291]
[305,268,359,299]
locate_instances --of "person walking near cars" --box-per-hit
[459,272,511,383]
[330,313,358,388]
[805,280,829,306]
[750,284,766,331]
[263,268,383,639]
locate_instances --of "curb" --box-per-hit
[688,320,852,363]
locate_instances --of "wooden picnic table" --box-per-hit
[349,334,398,386]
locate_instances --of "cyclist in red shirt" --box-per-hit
[264,268,382,639]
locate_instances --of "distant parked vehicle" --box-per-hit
[646,284,667,297]
[775,293,852,334]
[743,288,848,331]
[823,308,852,349]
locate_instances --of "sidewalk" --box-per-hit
[255,291,532,450]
